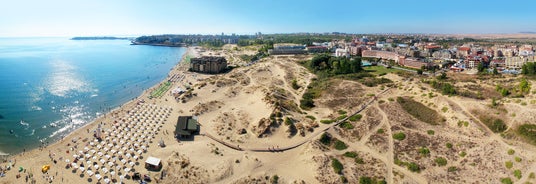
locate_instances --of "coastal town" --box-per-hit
[134,33,536,75]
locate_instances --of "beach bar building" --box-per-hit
[145,156,162,171]
[175,116,200,139]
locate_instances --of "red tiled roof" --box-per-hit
[458,47,471,51]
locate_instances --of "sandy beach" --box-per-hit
[0,46,202,184]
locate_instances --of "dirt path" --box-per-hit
[330,130,428,184]
[378,103,396,184]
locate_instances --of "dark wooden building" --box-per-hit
[175,116,199,138]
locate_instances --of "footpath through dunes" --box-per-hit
[200,87,391,153]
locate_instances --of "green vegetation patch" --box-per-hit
[358,176,387,184]
[339,121,354,129]
[507,149,515,155]
[435,157,448,166]
[517,124,536,145]
[320,119,336,124]
[500,177,513,184]
[474,111,507,133]
[319,133,332,145]
[514,169,522,179]
[393,132,406,141]
[348,114,363,122]
[150,81,172,98]
[407,162,421,172]
[331,158,344,174]
[396,97,444,125]
[343,151,358,158]
[505,161,513,169]
[337,114,348,120]
[418,147,431,156]
[334,140,348,150]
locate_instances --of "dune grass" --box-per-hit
[397,97,444,125]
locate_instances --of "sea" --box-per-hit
[0,37,186,155]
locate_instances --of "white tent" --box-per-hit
[144,156,162,170]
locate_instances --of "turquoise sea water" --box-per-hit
[0,37,185,154]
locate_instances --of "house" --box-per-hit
[306,46,328,53]
[175,116,200,139]
[457,47,471,58]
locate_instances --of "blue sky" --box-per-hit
[1,0,536,37]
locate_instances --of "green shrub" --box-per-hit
[343,151,358,158]
[407,162,420,172]
[441,106,448,113]
[339,121,354,129]
[338,109,347,115]
[337,114,348,120]
[331,158,343,174]
[418,147,431,156]
[377,128,385,134]
[305,115,316,121]
[340,176,348,183]
[348,114,362,121]
[334,140,348,150]
[320,133,331,145]
[514,169,522,179]
[446,143,453,149]
[284,117,294,126]
[459,151,467,157]
[515,157,522,162]
[270,175,279,184]
[388,98,394,101]
[355,157,364,164]
[320,119,335,124]
[505,161,513,169]
[507,149,515,155]
[517,124,536,145]
[291,79,300,90]
[448,166,458,172]
[427,130,435,135]
[393,132,406,141]
[500,177,513,184]
[359,177,372,184]
[435,157,447,166]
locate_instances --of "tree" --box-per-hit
[477,63,485,73]
[417,69,423,75]
[522,62,536,75]
[520,78,531,93]
[437,72,447,80]
[492,67,499,75]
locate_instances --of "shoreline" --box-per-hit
[0,46,197,183]
[3,46,193,159]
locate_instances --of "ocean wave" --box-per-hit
[49,123,72,138]
[20,119,29,128]
[28,129,35,136]
[31,105,42,111]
